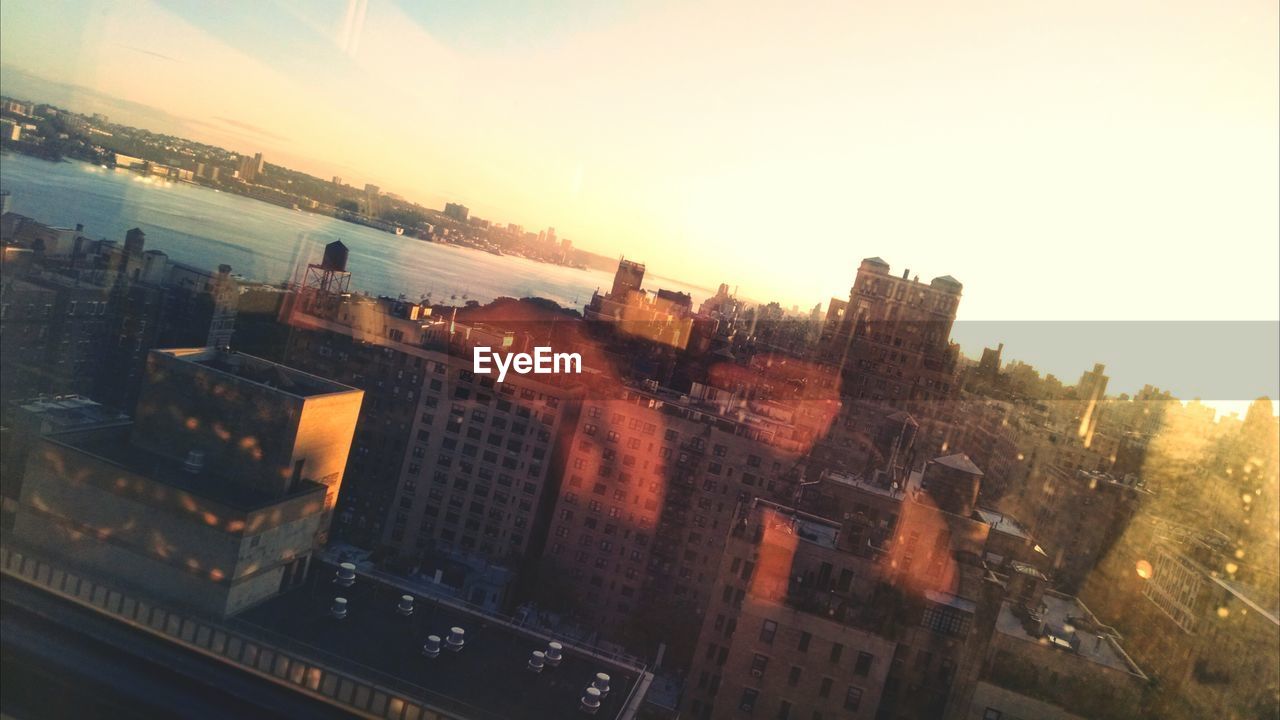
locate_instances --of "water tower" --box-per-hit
[301,240,352,296]
[297,240,352,316]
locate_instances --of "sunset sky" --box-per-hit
[2,0,1277,327]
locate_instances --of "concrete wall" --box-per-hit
[967,681,1084,720]
[291,390,363,522]
[13,434,326,616]
[132,351,307,495]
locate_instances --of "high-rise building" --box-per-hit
[364,183,381,217]
[610,258,646,299]
[0,269,112,406]
[1075,362,1109,447]
[444,202,470,222]
[682,499,899,720]
[542,375,839,661]
[273,286,586,586]
[977,342,1004,381]
[820,257,963,408]
[683,448,1068,719]
[236,152,264,183]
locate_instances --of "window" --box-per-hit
[739,688,759,713]
[921,604,972,636]
[843,687,862,711]
[798,631,811,652]
[787,665,801,687]
[982,710,1003,720]
[829,643,843,664]
[759,619,777,644]
[775,700,792,720]
[818,677,832,698]
[750,654,769,677]
[854,652,873,677]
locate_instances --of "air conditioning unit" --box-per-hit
[750,669,763,678]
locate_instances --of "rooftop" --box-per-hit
[754,498,841,549]
[162,348,356,399]
[975,508,1032,540]
[820,468,910,501]
[236,563,649,720]
[995,593,1145,678]
[14,395,129,429]
[933,453,984,476]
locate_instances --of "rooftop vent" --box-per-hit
[331,597,348,620]
[422,635,442,658]
[182,450,205,474]
[446,627,466,653]
[527,650,546,673]
[334,562,356,587]
[592,672,611,696]
[397,594,414,616]
[579,687,602,715]
[546,641,564,667]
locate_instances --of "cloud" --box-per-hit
[118,44,182,63]
[209,116,289,143]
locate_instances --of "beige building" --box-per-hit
[11,348,363,616]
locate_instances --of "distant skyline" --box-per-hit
[2,0,1278,418]
[2,0,1276,318]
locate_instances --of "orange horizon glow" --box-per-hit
[0,0,1276,320]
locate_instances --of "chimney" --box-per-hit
[330,597,348,620]
[592,672,611,696]
[334,562,356,587]
[422,635,442,658]
[446,626,466,652]
[527,650,546,673]
[397,595,414,616]
[903,268,910,279]
[546,641,564,667]
[579,687,602,715]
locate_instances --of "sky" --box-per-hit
[1,0,1277,410]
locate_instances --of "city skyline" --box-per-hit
[3,4,1278,720]
[1,0,1276,321]
[0,141,1274,420]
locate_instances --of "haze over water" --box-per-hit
[0,153,712,308]
[2,153,1275,412]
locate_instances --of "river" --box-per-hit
[0,152,713,309]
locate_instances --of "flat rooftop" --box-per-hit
[236,562,648,720]
[160,348,357,399]
[14,395,129,429]
[975,508,1032,540]
[755,499,841,549]
[820,468,910,501]
[995,594,1145,677]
